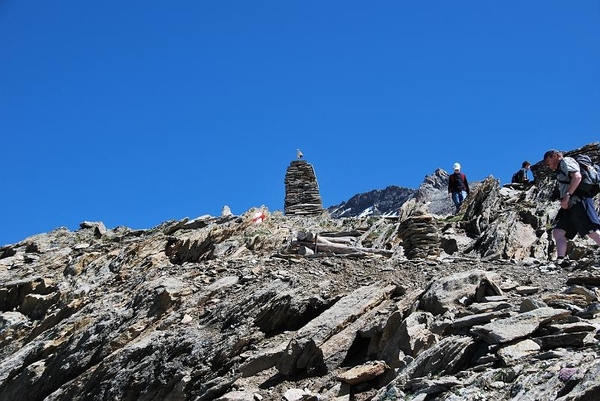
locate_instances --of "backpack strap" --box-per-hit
[556,159,572,184]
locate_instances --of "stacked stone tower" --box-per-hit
[284,160,324,216]
[397,211,440,259]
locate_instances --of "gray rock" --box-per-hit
[395,311,437,357]
[468,301,512,313]
[533,331,591,350]
[0,311,29,331]
[335,360,389,385]
[400,335,478,380]
[276,284,394,376]
[519,297,548,312]
[419,270,502,315]
[448,310,512,332]
[497,339,540,364]
[564,285,598,302]
[471,307,571,344]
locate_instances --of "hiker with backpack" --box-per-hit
[511,161,532,184]
[448,162,470,214]
[543,149,600,267]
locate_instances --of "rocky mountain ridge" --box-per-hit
[327,186,416,218]
[327,167,467,219]
[330,142,600,220]
[1,143,600,401]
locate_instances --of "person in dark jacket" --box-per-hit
[514,161,531,183]
[448,162,470,214]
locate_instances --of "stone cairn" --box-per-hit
[397,211,440,259]
[284,160,324,216]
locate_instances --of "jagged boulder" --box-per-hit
[418,270,503,315]
[460,176,558,261]
[414,168,455,216]
[391,335,480,392]
[461,176,503,237]
[275,284,396,376]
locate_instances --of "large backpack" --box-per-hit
[511,169,526,183]
[562,154,600,197]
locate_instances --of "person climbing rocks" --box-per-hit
[448,162,470,214]
[543,149,600,267]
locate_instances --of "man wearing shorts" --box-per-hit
[543,149,600,266]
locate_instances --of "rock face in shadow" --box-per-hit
[1,142,600,401]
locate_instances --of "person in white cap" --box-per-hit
[448,162,470,214]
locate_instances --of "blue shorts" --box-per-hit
[555,198,600,239]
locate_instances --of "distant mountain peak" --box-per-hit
[327,185,416,218]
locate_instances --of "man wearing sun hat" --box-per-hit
[448,162,470,214]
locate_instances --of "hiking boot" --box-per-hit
[557,257,573,268]
[540,261,557,270]
[576,257,594,270]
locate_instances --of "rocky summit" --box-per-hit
[1,143,600,401]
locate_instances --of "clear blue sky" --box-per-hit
[1,1,599,246]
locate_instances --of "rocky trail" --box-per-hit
[1,143,600,401]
